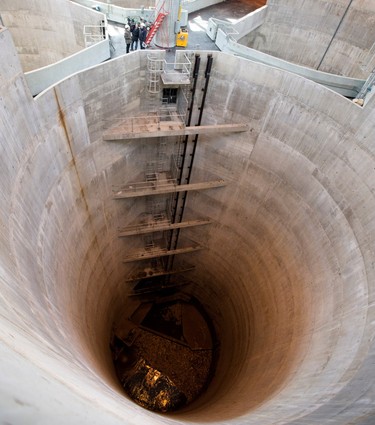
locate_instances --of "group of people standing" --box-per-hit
[124,19,149,54]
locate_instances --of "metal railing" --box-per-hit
[209,17,239,41]
[164,54,192,79]
[113,176,178,195]
[355,68,375,100]
[83,23,107,47]
[118,217,171,235]
[147,53,192,92]
[104,110,186,133]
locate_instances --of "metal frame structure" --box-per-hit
[105,54,240,293]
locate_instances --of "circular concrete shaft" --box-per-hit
[1,29,375,425]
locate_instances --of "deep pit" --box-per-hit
[1,32,375,425]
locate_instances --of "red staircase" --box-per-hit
[145,12,168,46]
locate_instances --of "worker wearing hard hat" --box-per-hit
[139,23,147,49]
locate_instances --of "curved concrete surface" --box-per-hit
[246,0,375,79]
[216,30,365,98]
[1,25,375,425]
[0,0,104,72]
[0,0,111,96]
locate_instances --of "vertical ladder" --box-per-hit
[145,54,163,114]
[147,54,163,94]
[145,12,168,46]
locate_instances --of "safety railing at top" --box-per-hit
[84,23,107,47]
[147,53,192,83]
[209,17,239,42]
[354,68,375,104]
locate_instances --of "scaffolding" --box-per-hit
[106,53,242,293]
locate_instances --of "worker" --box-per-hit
[131,22,140,51]
[124,24,132,54]
[139,23,147,49]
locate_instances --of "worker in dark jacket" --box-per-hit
[139,23,147,49]
[131,23,140,51]
[129,19,135,33]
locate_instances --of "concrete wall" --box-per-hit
[246,0,375,79]
[231,4,267,39]
[1,23,375,425]
[89,0,224,11]
[70,0,219,25]
[182,0,225,14]
[71,0,156,25]
[0,0,104,72]
[215,29,365,98]
[24,39,110,96]
[206,6,267,42]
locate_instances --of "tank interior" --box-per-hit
[1,1,375,424]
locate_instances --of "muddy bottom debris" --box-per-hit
[111,293,218,413]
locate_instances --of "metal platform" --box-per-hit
[161,70,191,85]
[126,266,195,283]
[123,244,204,263]
[103,120,248,141]
[119,218,212,237]
[114,179,226,199]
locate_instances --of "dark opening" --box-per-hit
[162,88,178,104]
[110,283,218,413]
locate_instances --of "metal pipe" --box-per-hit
[317,0,353,70]
[167,55,214,271]
[165,55,201,271]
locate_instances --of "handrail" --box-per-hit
[147,53,192,79]
[113,177,177,194]
[209,17,239,38]
[103,110,186,131]
[83,24,106,47]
